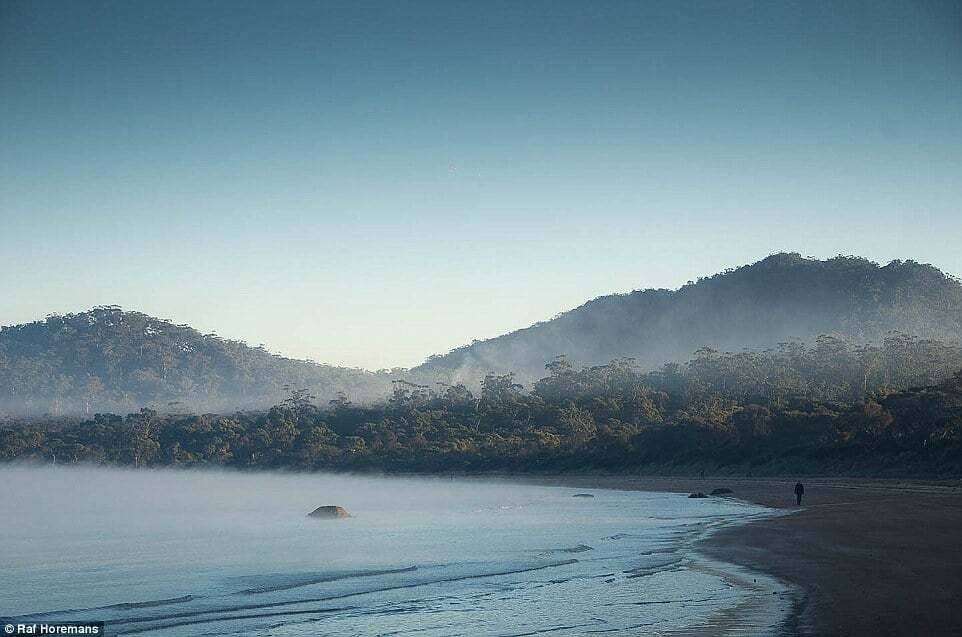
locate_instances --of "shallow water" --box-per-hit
[0,466,790,636]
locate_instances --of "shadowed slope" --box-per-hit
[415,253,962,383]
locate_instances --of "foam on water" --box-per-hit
[0,466,792,636]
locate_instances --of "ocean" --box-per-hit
[0,466,791,636]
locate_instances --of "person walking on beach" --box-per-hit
[794,482,805,505]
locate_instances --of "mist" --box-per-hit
[0,464,564,534]
[2,254,961,417]
[0,465,789,636]
[416,254,962,384]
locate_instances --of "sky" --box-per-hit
[2,0,961,369]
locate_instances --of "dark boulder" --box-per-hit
[572,493,595,498]
[307,505,351,519]
[688,492,707,498]
[710,488,734,496]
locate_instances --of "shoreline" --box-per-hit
[6,464,961,634]
[500,474,962,636]
[672,507,801,637]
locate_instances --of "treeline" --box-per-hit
[2,334,962,476]
[415,253,962,382]
[0,307,393,415]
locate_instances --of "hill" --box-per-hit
[0,307,393,416]
[5,254,962,416]
[415,253,962,383]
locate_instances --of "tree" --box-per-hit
[557,404,596,448]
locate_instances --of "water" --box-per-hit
[0,466,791,636]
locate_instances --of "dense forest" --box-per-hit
[0,306,394,415]
[417,253,962,383]
[4,334,961,476]
[3,254,961,417]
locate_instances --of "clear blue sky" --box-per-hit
[2,0,960,369]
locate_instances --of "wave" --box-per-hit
[539,544,593,556]
[625,555,685,578]
[117,604,357,636]
[8,595,200,621]
[501,621,605,636]
[233,566,419,594]
[100,559,581,635]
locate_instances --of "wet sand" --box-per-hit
[516,475,962,636]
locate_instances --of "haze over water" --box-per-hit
[2,466,790,635]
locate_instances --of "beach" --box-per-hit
[4,465,960,636]
[1,466,794,636]
[521,475,962,636]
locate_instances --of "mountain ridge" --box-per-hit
[3,253,961,415]
[414,253,962,382]
[0,306,393,416]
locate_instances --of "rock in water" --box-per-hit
[572,493,595,498]
[688,492,707,499]
[710,488,734,496]
[307,505,351,519]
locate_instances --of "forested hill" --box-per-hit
[415,253,962,383]
[0,307,393,416]
[5,254,962,417]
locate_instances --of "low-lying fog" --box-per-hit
[0,465,791,636]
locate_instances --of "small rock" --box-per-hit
[688,492,707,499]
[572,493,595,498]
[307,505,351,519]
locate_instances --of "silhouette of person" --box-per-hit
[794,482,804,506]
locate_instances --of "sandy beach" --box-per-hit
[508,475,962,636]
